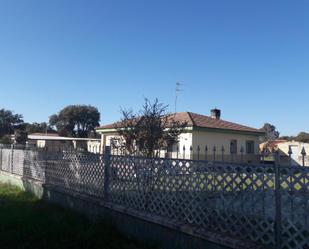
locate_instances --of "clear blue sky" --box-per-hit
[0,0,308,136]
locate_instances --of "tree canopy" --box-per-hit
[22,122,55,134]
[14,129,28,145]
[114,98,187,157]
[0,108,24,138]
[49,105,100,138]
[296,132,309,143]
[260,123,280,141]
[280,132,309,143]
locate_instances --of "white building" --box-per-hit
[27,133,101,153]
[96,109,264,163]
[260,140,309,166]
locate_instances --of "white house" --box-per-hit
[96,109,264,163]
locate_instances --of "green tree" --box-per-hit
[23,122,54,134]
[14,129,28,145]
[295,132,309,143]
[115,98,187,157]
[0,135,12,144]
[279,135,295,141]
[280,132,309,143]
[260,123,280,141]
[49,105,100,138]
[0,109,23,138]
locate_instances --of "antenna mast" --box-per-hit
[175,82,183,113]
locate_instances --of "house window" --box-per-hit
[246,140,255,154]
[230,140,238,154]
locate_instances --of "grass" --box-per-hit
[0,183,153,249]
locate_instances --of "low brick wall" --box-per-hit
[0,170,259,249]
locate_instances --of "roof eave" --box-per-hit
[192,126,265,136]
[96,126,194,134]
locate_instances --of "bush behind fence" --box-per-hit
[0,145,309,249]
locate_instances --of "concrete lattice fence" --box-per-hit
[0,144,309,249]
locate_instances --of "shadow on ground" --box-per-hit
[0,183,152,249]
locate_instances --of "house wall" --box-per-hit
[37,140,46,148]
[44,140,72,152]
[277,142,309,166]
[33,140,73,152]
[33,139,101,154]
[169,132,193,159]
[99,132,193,158]
[87,141,101,154]
[98,129,261,162]
[105,134,121,146]
[99,133,124,154]
[192,130,261,162]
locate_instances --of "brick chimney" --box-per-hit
[210,108,221,120]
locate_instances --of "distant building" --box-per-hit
[260,140,309,166]
[27,133,101,153]
[96,109,264,163]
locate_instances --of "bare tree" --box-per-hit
[115,98,187,157]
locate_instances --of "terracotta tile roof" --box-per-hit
[96,112,263,134]
[186,112,263,133]
[97,121,131,130]
[260,140,287,151]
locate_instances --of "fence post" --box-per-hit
[274,151,282,249]
[301,147,306,167]
[240,146,244,162]
[43,147,48,183]
[261,149,265,164]
[221,145,225,162]
[288,146,292,167]
[103,146,111,201]
[0,145,2,170]
[197,145,200,160]
[10,144,14,173]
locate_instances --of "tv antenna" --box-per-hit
[174,82,184,113]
